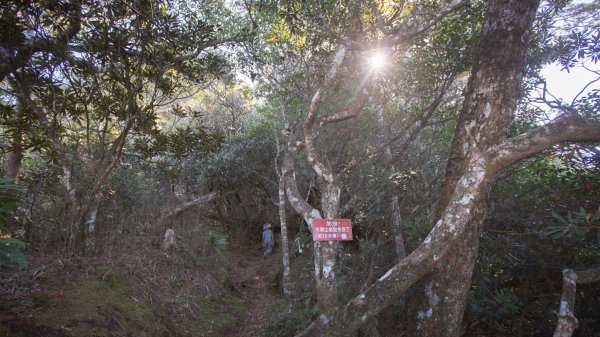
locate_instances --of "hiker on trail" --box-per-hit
[262,224,274,256]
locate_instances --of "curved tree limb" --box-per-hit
[156,192,219,228]
[488,113,600,171]
[294,113,600,336]
[282,140,321,231]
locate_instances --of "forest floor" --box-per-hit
[0,238,286,337]
[227,245,282,337]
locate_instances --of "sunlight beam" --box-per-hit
[368,51,386,70]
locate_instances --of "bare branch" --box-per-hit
[156,192,219,228]
[391,74,456,163]
[352,0,471,50]
[172,36,236,62]
[316,90,368,126]
[552,267,600,337]
[570,75,600,106]
[370,0,392,35]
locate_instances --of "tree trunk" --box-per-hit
[314,182,341,334]
[16,75,142,256]
[279,175,293,301]
[83,198,100,255]
[3,88,25,230]
[4,130,23,184]
[2,129,24,233]
[375,103,406,261]
[405,1,541,336]
[553,267,600,337]
[554,269,578,337]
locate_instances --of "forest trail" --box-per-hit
[228,247,281,337]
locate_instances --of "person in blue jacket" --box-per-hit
[262,223,274,256]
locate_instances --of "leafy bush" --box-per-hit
[543,207,600,242]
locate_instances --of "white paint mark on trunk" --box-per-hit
[85,208,98,234]
[484,102,492,118]
[311,209,321,219]
[163,228,176,251]
[378,267,396,282]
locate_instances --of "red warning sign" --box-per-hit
[312,219,353,241]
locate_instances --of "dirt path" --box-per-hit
[228,247,282,337]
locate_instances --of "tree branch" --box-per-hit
[352,0,471,50]
[303,46,347,184]
[316,90,368,126]
[172,36,236,62]
[282,140,322,231]
[488,113,600,172]
[295,154,492,336]
[0,0,83,83]
[156,192,219,228]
